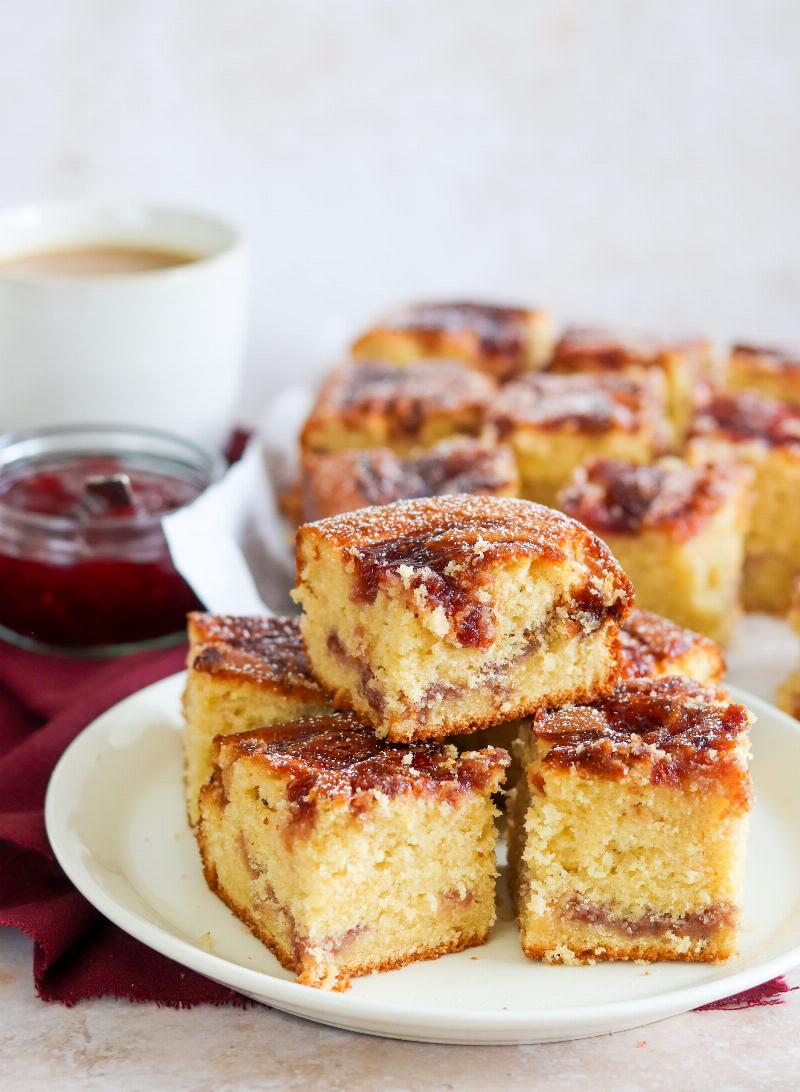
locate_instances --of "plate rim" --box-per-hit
[44,672,800,1041]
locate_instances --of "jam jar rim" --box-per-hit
[0,422,225,534]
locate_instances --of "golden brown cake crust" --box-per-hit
[187,613,327,703]
[296,494,634,651]
[558,457,748,542]
[492,372,665,434]
[553,327,711,370]
[691,390,800,450]
[532,677,752,801]
[352,300,549,381]
[619,609,725,681]
[301,438,518,521]
[218,713,509,804]
[732,342,800,374]
[300,360,495,450]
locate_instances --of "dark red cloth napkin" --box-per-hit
[0,638,246,1006]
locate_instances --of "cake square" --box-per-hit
[726,343,800,406]
[557,457,752,644]
[618,608,725,685]
[508,677,753,964]
[292,494,634,741]
[300,360,496,456]
[300,437,520,521]
[688,390,800,613]
[351,300,554,381]
[551,327,716,442]
[460,609,725,777]
[197,713,509,990]
[492,372,670,506]
[183,613,330,825]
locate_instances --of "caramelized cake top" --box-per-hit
[351,300,546,371]
[378,300,534,348]
[301,360,495,446]
[558,457,747,542]
[619,609,724,681]
[220,713,509,807]
[302,438,518,520]
[731,343,800,376]
[492,372,666,435]
[532,677,752,801]
[188,613,326,700]
[296,495,634,649]
[553,327,710,369]
[690,390,800,450]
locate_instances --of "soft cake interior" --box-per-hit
[197,751,501,989]
[598,501,748,645]
[690,439,800,613]
[508,733,749,964]
[298,548,621,740]
[511,429,657,508]
[183,672,329,825]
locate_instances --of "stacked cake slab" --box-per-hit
[184,490,753,990]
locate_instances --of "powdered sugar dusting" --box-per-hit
[493,372,665,433]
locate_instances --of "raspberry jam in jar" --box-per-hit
[0,425,222,656]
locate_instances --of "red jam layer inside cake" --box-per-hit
[692,391,800,447]
[493,373,657,433]
[533,677,751,792]
[559,458,741,541]
[339,499,630,649]
[560,897,737,939]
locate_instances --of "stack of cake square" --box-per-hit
[185,491,753,989]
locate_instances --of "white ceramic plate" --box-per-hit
[45,673,800,1045]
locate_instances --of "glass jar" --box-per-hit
[0,424,222,656]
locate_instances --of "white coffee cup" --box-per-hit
[0,202,248,452]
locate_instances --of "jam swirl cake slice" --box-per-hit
[551,327,716,442]
[197,713,508,990]
[618,608,725,685]
[350,300,554,381]
[292,495,634,741]
[491,371,671,506]
[726,342,800,406]
[688,389,800,614]
[300,359,496,456]
[183,613,331,825]
[508,677,753,964]
[300,437,519,521]
[558,457,752,645]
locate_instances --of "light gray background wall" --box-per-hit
[1,0,798,419]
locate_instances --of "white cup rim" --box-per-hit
[0,200,245,284]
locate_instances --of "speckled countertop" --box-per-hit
[0,928,797,1091]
